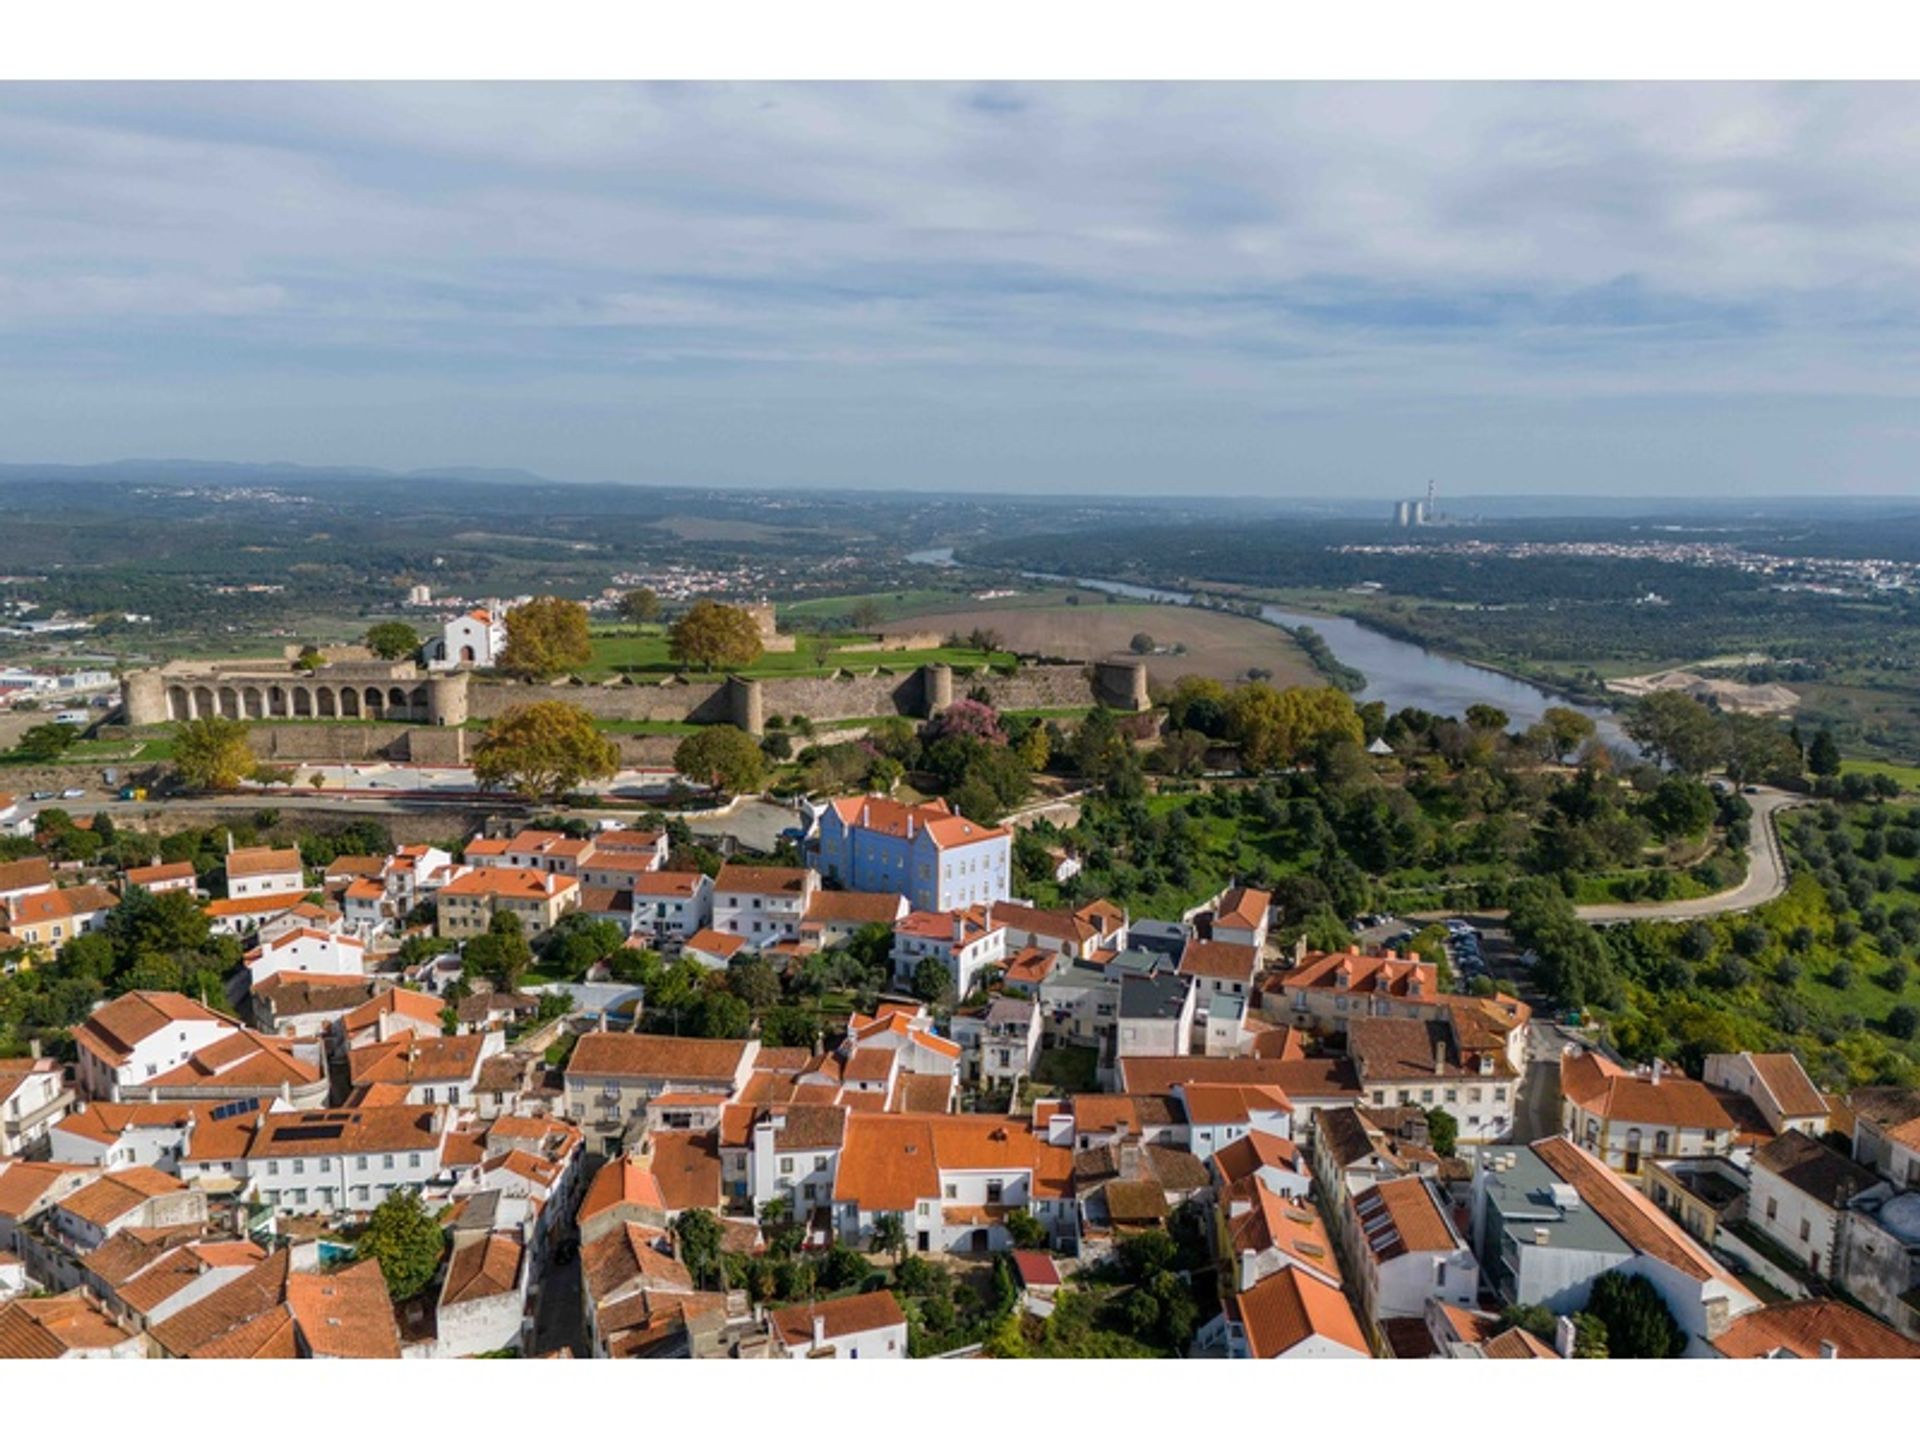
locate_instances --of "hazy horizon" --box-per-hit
[5,82,1920,497]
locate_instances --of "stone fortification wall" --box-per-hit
[466,660,1131,733]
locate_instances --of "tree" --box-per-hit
[727,956,781,1011]
[912,956,954,1006]
[668,600,763,673]
[1129,632,1156,655]
[1625,692,1723,775]
[13,723,81,761]
[171,715,257,791]
[1643,776,1716,841]
[1723,713,1801,785]
[1888,1004,1920,1040]
[1584,1270,1683,1358]
[472,701,618,801]
[1465,703,1510,734]
[463,910,533,993]
[364,621,420,660]
[619,587,662,624]
[760,1006,821,1050]
[1536,706,1597,763]
[925,698,1005,746]
[847,598,884,631]
[539,912,627,977]
[673,726,766,795]
[358,1190,445,1301]
[1424,1107,1458,1158]
[1003,1209,1048,1249]
[1571,1311,1609,1358]
[870,1211,908,1260]
[1165,676,1230,737]
[1808,726,1842,778]
[499,596,593,679]
[673,1207,726,1289]
[1227,684,1363,771]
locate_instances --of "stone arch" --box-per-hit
[243,686,264,720]
[192,685,216,720]
[409,686,429,720]
[268,685,288,718]
[292,686,314,718]
[364,686,385,718]
[340,686,360,718]
[460,644,476,665]
[316,686,337,718]
[167,685,191,722]
[215,686,239,719]
[387,687,408,714]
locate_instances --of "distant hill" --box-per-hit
[0,459,558,488]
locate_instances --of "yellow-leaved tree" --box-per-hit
[472,701,619,801]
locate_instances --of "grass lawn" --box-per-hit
[781,588,981,624]
[1032,1045,1101,1094]
[1842,758,1920,791]
[581,625,1013,682]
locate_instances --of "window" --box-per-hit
[780,1157,794,1175]
[944,1183,958,1199]
[292,1158,305,1175]
[356,1155,368,1171]
[384,1153,395,1170]
[422,1087,435,1104]
[986,1180,1004,1203]
[1799,1218,1812,1242]
[268,1160,280,1176]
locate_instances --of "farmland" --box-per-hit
[876,590,1320,689]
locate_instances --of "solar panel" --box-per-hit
[210,1097,261,1121]
[273,1124,345,1142]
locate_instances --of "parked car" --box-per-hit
[27,791,54,802]
[59,787,86,799]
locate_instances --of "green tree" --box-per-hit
[1723,713,1801,785]
[1584,1270,1683,1358]
[668,600,764,673]
[472,701,619,801]
[1537,706,1597,763]
[673,1207,726,1290]
[364,621,420,659]
[912,956,955,1006]
[1625,692,1724,776]
[1003,1209,1048,1249]
[673,726,766,795]
[1571,1311,1609,1358]
[727,956,781,1012]
[1643,776,1716,841]
[619,587,662,624]
[357,1190,446,1301]
[1807,725,1842,778]
[1424,1107,1458,1158]
[870,1211,908,1261]
[499,596,593,679]
[1465,704,1510,734]
[171,715,257,791]
[13,723,81,762]
[760,1006,822,1050]
[463,910,533,992]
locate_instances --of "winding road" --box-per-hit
[1573,786,1803,924]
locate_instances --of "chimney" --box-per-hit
[280,1080,292,1106]
[1532,1226,1550,1245]
[860,803,871,828]
[952,914,966,944]
[1555,1314,1577,1358]
[906,814,915,839]
[811,1313,827,1349]
[1651,1058,1664,1087]
[1433,1041,1447,1074]
[28,1039,40,1060]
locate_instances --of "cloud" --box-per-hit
[0,82,1918,492]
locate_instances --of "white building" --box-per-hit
[427,607,508,670]
[223,846,307,900]
[712,864,817,944]
[1349,1176,1480,1323]
[768,1290,908,1359]
[245,926,366,989]
[71,992,242,1102]
[891,908,1007,998]
[627,871,714,943]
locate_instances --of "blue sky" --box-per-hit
[2,81,1919,496]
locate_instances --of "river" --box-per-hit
[906,548,1624,746]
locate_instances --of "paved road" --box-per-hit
[1574,786,1803,924]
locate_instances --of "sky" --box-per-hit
[3,81,1920,497]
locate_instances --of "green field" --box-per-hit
[1841,758,1920,790]
[581,624,1013,681]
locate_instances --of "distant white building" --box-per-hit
[427,607,508,670]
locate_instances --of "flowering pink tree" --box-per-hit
[924,698,1006,746]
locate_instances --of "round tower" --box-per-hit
[922,663,954,717]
